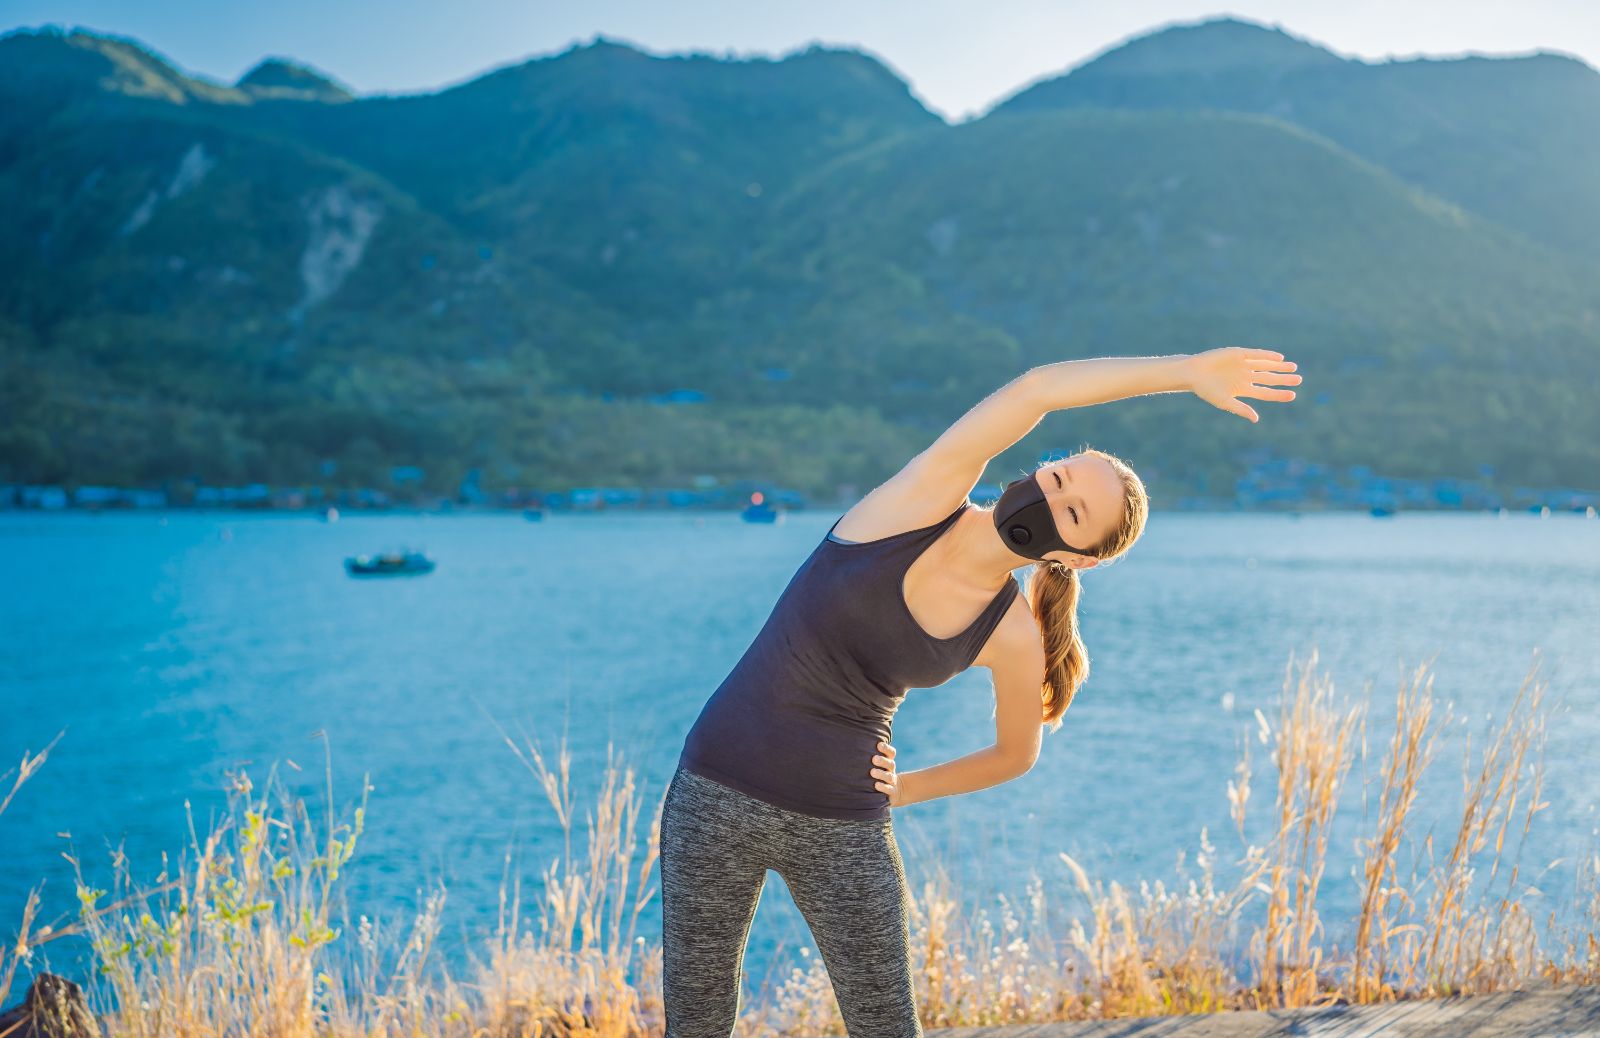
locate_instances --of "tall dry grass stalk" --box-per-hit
[1413,661,1546,995]
[477,729,661,1036]
[63,755,389,1037]
[1249,649,1362,1009]
[3,651,1594,1036]
[1054,831,1248,1020]
[1351,658,1441,1002]
[1,730,63,1009]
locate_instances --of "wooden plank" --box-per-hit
[864,986,1600,1038]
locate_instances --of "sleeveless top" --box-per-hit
[677,500,1022,820]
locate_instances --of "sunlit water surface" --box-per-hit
[2,510,1596,991]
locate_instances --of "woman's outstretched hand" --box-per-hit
[871,738,902,808]
[1184,347,1301,423]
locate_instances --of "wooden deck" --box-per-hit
[907,986,1600,1038]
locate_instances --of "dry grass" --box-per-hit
[1,730,63,1009]
[3,650,1596,1036]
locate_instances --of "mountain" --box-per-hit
[719,106,1599,486]
[0,25,244,109]
[0,27,938,491]
[993,17,1600,261]
[0,23,1596,498]
[237,58,354,103]
[236,38,940,317]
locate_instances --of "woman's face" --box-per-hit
[1036,454,1123,562]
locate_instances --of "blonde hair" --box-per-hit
[1022,447,1147,731]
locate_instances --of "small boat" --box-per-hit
[740,492,783,524]
[1369,504,1397,517]
[345,550,435,577]
[523,507,546,522]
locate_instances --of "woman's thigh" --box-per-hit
[774,813,923,1038]
[659,766,782,1037]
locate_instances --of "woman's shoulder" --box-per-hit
[830,491,967,545]
[830,454,975,544]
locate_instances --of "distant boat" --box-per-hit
[523,507,547,522]
[740,491,784,524]
[345,550,435,577]
[1370,505,1397,517]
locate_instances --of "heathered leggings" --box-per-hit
[660,763,923,1038]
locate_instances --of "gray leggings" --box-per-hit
[660,763,923,1037]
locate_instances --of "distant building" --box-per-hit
[648,388,707,404]
[73,486,121,507]
[18,486,68,509]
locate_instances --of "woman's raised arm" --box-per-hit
[849,348,1298,536]
[916,348,1298,480]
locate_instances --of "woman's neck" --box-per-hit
[945,505,1032,591]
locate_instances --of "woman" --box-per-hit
[659,347,1300,1036]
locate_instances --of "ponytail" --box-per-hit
[1027,562,1088,731]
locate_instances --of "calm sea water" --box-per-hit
[2,509,1597,990]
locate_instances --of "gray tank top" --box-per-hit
[678,500,1021,820]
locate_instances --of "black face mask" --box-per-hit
[993,472,1096,561]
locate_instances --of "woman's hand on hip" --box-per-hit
[1184,347,1301,423]
[871,739,903,808]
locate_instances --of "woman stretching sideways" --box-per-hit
[660,347,1302,1037]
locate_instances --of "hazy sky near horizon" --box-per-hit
[4,0,1597,118]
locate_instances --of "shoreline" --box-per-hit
[2,503,1596,517]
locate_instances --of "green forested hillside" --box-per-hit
[241,39,940,320]
[711,109,1600,488]
[996,17,1600,262]
[1,21,1596,499]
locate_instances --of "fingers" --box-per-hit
[1205,350,1298,422]
[1229,347,1294,375]
[875,739,899,795]
[1244,387,1297,401]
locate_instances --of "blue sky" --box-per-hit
[4,0,1596,118]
